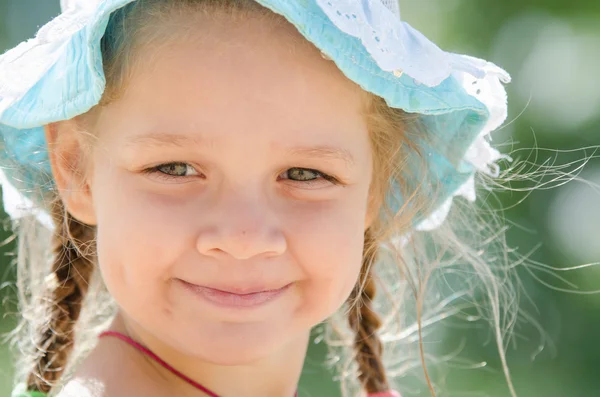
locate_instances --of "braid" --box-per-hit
[348,229,390,394]
[26,198,96,393]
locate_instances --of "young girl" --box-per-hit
[0,0,514,396]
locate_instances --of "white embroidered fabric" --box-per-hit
[380,0,400,17]
[417,60,511,231]
[316,0,506,87]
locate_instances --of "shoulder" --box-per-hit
[55,378,105,397]
[56,373,166,397]
[56,341,166,397]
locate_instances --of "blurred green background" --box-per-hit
[1,1,599,396]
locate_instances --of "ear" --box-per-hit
[45,121,97,225]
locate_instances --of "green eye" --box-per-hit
[156,162,198,177]
[286,168,321,181]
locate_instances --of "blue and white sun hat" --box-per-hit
[0,0,510,232]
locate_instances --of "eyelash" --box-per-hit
[142,162,339,186]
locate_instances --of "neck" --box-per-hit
[108,313,309,397]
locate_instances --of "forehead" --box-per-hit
[96,10,367,144]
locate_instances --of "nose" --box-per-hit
[195,190,287,260]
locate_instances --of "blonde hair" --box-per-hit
[10,1,519,396]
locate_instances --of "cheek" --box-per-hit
[282,196,367,317]
[91,170,194,313]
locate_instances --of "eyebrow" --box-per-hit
[285,145,356,167]
[124,133,208,148]
[125,133,355,166]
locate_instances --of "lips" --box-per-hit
[177,279,291,309]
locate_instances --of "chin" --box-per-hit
[172,321,300,365]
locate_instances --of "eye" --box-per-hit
[143,162,201,181]
[285,168,321,181]
[279,167,338,187]
[155,162,199,177]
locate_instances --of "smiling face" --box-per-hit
[54,11,375,364]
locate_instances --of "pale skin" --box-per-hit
[48,12,376,397]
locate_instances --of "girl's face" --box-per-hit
[81,15,373,363]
